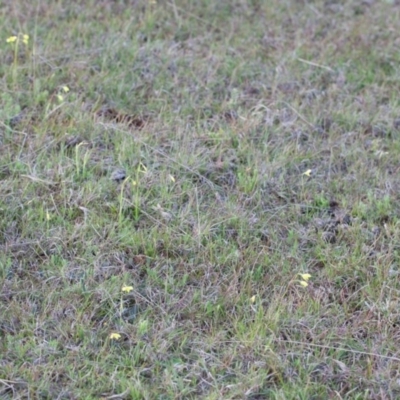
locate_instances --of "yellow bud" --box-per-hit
[121,285,133,293]
[6,36,17,43]
[299,273,311,282]
[109,333,121,340]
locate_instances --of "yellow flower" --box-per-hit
[299,281,308,287]
[6,36,17,43]
[302,169,312,177]
[62,86,70,93]
[6,34,29,45]
[122,285,133,293]
[299,273,311,282]
[250,295,256,304]
[56,94,64,102]
[109,332,121,340]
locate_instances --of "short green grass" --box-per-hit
[2,0,400,398]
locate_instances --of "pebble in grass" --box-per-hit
[111,168,126,183]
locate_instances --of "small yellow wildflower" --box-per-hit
[122,285,133,293]
[250,295,256,304]
[109,332,121,340]
[302,169,312,177]
[6,36,17,43]
[299,281,308,287]
[56,94,64,102]
[62,86,70,93]
[299,273,311,282]
[22,34,29,45]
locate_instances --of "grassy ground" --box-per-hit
[2,0,400,398]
